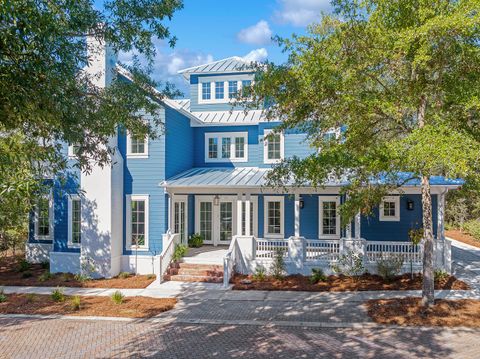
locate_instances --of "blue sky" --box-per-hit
[100,0,333,94]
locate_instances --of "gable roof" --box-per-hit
[178,57,253,80]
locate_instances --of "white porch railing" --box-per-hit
[223,236,238,288]
[365,241,423,265]
[158,232,181,283]
[255,238,289,259]
[305,239,340,262]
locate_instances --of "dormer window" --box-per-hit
[202,82,211,100]
[215,82,224,99]
[205,132,248,162]
[228,81,238,99]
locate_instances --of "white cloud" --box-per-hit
[237,20,273,45]
[242,48,268,63]
[118,38,213,95]
[274,0,331,27]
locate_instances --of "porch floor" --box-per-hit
[182,245,228,265]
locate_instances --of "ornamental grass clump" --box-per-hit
[71,295,81,311]
[111,290,125,305]
[0,289,6,303]
[51,287,65,302]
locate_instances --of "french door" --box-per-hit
[172,195,188,244]
[195,195,237,246]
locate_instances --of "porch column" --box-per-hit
[245,194,251,236]
[345,195,352,238]
[354,211,361,239]
[167,193,172,233]
[236,194,243,236]
[294,193,300,238]
[437,190,446,241]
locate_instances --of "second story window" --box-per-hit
[205,132,248,162]
[127,132,148,159]
[202,82,211,100]
[228,81,238,99]
[215,81,224,99]
[264,129,284,164]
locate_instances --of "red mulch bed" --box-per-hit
[446,229,480,248]
[0,255,155,289]
[231,273,469,292]
[366,297,480,327]
[0,294,176,318]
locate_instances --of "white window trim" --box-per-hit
[204,132,248,163]
[318,195,341,240]
[126,194,149,250]
[263,129,285,164]
[263,196,285,239]
[379,196,401,222]
[170,195,189,244]
[34,191,54,241]
[67,195,81,248]
[126,131,149,159]
[68,145,78,158]
[198,80,251,104]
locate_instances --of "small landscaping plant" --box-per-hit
[17,259,31,272]
[146,274,156,280]
[26,293,36,303]
[172,244,188,262]
[331,250,365,278]
[309,268,327,284]
[21,271,33,278]
[111,290,124,305]
[270,248,286,280]
[51,287,65,302]
[118,272,131,279]
[74,273,89,283]
[462,220,480,241]
[434,269,449,282]
[61,273,71,282]
[38,271,54,282]
[252,266,266,282]
[188,233,204,248]
[376,255,404,282]
[40,261,50,270]
[71,295,81,311]
[0,289,6,303]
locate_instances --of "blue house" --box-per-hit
[26,38,458,280]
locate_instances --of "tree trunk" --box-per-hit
[421,175,435,307]
[417,94,434,307]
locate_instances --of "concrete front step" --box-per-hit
[171,262,223,271]
[167,268,223,277]
[164,274,224,283]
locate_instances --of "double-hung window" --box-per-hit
[127,131,148,158]
[264,196,284,238]
[202,82,211,100]
[35,193,52,241]
[215,81,224,100]
[205,132,248,162]
[228,81,238,99]
[263,129,284,164]
[68,144,80,158]
[379,196,400,221]
[127,195,149,250]
[68,195,81,246]
[319,196,340,239]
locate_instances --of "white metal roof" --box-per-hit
[178,57,253,80]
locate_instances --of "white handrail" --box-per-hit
[158,233,181,283]
[223,235,238,288]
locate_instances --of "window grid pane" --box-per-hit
[72,199,81,243]
[235,137,245,158]
[130,136,146,154]
[208,138,218,159]
[131,200,146,246]
[267,134,281,160]
[37,197,50,236]
[383,201,396,217]
[215,81,224,99]
[267,201,281,234]
[220,202,233,241]
[322,201,337,235]
[221,137,231,158]
[200,202,212,242]
[202,82,211,100]
[228,81,238,98]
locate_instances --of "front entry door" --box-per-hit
[196,196,236,246]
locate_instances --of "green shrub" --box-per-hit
[26,293,36,303]
[309,268,327,284]
[434,269,449,282]
[17,259,31,272]
[71,295,81,310]
[188,233,204,248]
[462,220,480,241]
[40,261,50,270]
[331,250,365,278]
[252,266,266,282]
[38,271,53,282]
[74,273,89,283]
[172,244,188,262]
[146,274,156,280]
[270,248,286,280]
[21,271,33,278]
[51,287,65,302]
[111,290,124,305]
[376,255,404,282]
[61,273,71,282]
[0,289,6,303]
[118,272,131,279]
